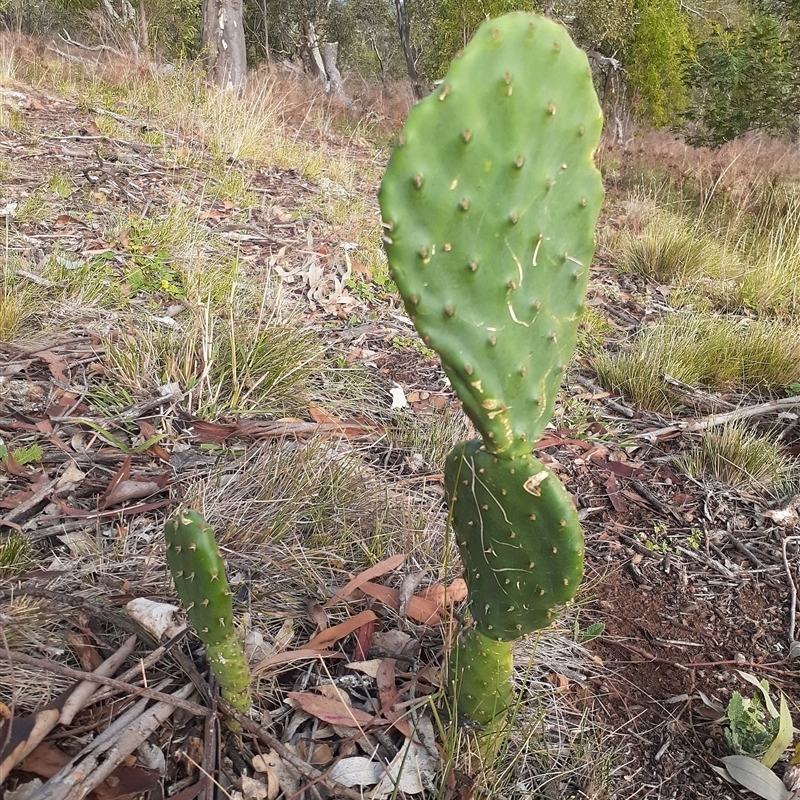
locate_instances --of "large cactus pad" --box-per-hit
[445,440,584,640]
[165,510,251,713]
[379,12,603,455]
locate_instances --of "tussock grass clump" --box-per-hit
[99,308,325,417]
[0,260,47,339]
[0,531,33,577]
[386,408,471,473]
[179,440,414,596]
[619,210,737,284]
[733,193,800,319]
[594,314,800,411]
[0,284,39,340]
[678,423,798,496]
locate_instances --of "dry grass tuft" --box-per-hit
[594,314,800,411]
[678,423,798,496]
[182,439,406,554]
[733,189,800,319]
[618,209,739,284]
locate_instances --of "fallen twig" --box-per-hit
[575,375,635,418]
[0,478,58,528]
[59,634,138,725]
[37,682,195,800]
[782,536,800,652]
[0,637,139,782]
[662,373,735,412]
[4,650,209,717]
[603,638,792,676]
[637,395,800,442]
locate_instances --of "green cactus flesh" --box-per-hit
[165,510,251,713]
[450,628,514,728]
[445,440,584,641]
[379,12,603,455]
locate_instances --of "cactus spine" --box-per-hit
[165,510,251,714]
[378,13,602,727]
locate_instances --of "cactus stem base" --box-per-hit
[450,627,514,729]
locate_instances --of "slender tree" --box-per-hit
[201,0,246,89]
[393,0,422,98]
[626,0,691,126]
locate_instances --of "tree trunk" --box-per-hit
[301,18,329,90]
[321,42,345,98]
[137,0,149,52]
[201,0,247,91]
[393,0,422,100]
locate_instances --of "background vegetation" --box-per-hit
[2,0,799,145]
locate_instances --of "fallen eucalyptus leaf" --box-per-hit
[721,755,791,800]
[762,693,793,769]
[328,756,384,787]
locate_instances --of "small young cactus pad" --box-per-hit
[165,510,251,713]
[445,440,584,640]
[379,12,603,455]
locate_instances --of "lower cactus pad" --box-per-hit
[450,627,514,728]
[445,440,584,640]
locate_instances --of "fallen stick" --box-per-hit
[0,636,137,783]
[37,682,195,800]
[59,634,138,725]
[636,395,800,442]
[4,650,209,717]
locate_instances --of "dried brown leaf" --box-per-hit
[304,610,378,650]
[324,554,405,608]
[287,692,374,727]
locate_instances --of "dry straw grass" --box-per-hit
[594,314,800,411]
[678,423,798,496]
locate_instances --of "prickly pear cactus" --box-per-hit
[379,12,602,728]
[165,510,251,714]
[379,12,602,456]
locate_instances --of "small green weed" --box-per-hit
[124,248,185,300]
[391,334,435,359]
[725,691,779,758]
[642,520,672,554]
[687,527,703,550]
[722,673,790,761]
[208,167,258,208]
[0,280,41,340]
[574,619,605,643]
[48,172,72,198]
[0,441,43,466]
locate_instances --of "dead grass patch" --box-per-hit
[594,314,800,411]
[678,423,798,496]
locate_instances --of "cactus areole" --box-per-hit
[379,12,603,727]
[165,510,251,714]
